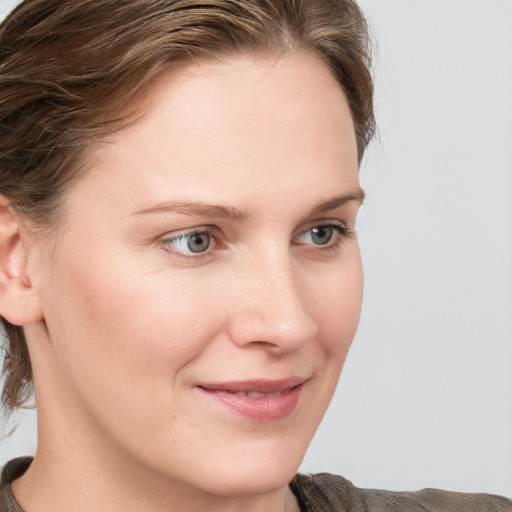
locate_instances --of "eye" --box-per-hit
[302,225,335,245]
[295,223,351,247]
[163,229,215,255]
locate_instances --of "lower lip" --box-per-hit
[198,384,304,421]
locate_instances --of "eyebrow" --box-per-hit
[131,201,248,220]
[309,188,365,216]
[131,188,365,220]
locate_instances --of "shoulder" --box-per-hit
[0,458,31,512]
[291,473,512,512]
[362,486,512,512]
[291,472,366,510]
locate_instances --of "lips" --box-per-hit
[196,377,307,421]
[219,389,289,398]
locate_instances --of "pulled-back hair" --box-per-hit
[0,0,375,412]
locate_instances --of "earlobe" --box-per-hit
[0,196,43,326]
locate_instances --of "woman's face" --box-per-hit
[27,53,363,498]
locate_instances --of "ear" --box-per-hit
[0,196,43,326]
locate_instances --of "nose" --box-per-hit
[226,249,318,353]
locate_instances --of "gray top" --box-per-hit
[2,457,512,511]
[0,459,26,512]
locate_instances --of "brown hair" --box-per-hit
[0,0,375,413]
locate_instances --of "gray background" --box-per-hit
[1,0,511,496]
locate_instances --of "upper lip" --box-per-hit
[197,376,308,394]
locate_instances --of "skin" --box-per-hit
[1,52,363,511]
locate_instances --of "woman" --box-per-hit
[0,1,510,510]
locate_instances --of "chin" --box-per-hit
[202,461,300,498]
[178,438,307,498]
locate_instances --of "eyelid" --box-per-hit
[293,220,355,247]
[295,219,352,237]
[158,219,354,259]
[160,226,220,257]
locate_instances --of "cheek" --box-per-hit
[307,250,363,355]
[42,247,226,403]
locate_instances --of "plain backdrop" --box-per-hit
[1,0,511,497]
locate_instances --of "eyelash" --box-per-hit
[160,222,354,259]
[161,227,220,258]
[294,223,354,253]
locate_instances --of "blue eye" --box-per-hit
[303,226,334,245]
[165,230,212,254]
[296,223,350,247]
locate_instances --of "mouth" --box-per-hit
[196,377,308,421]
[214,388,292,398]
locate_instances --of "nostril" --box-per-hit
[226,309,317,353]
[247,340,284,350]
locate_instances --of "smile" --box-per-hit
[196,377,307,421]
[218,389,291,398]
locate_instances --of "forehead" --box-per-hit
[78,52,359,218]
